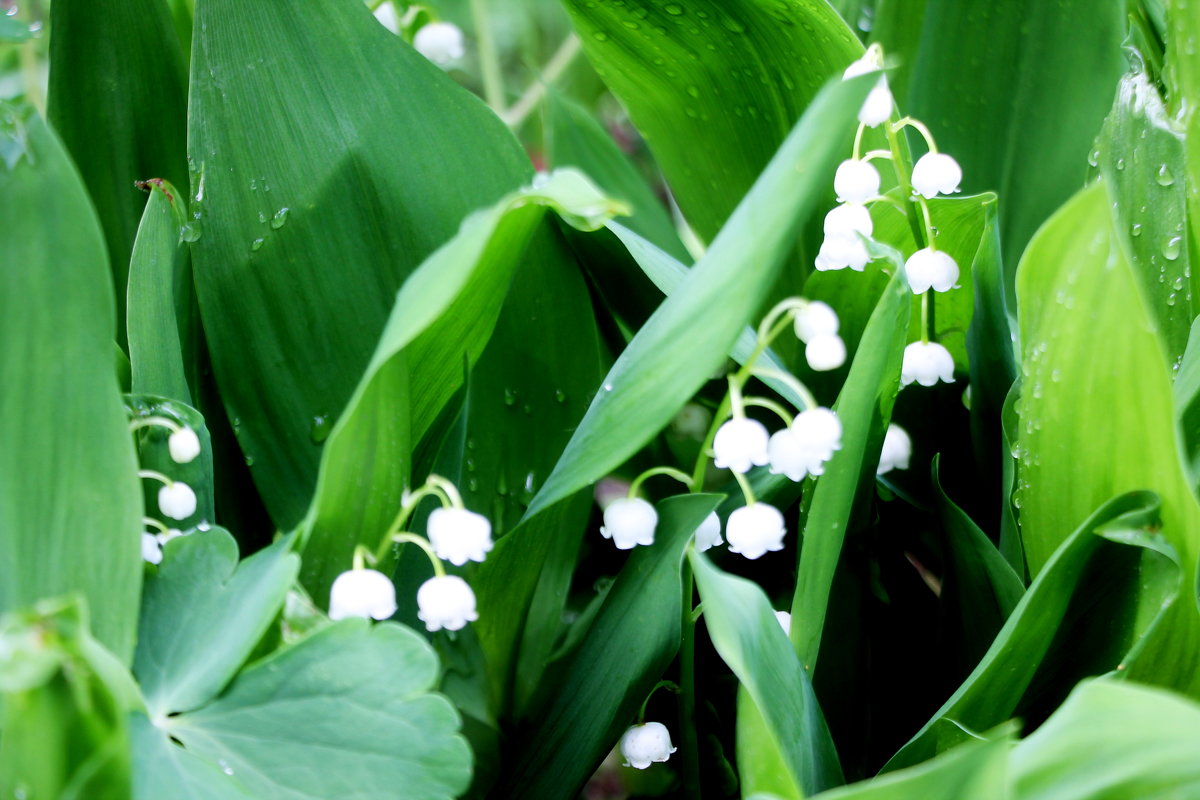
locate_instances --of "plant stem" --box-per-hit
[502,33,582,128]
[883,118,928,250]
[679,559,702,799]
[470,0,506,112]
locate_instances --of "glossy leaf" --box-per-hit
[47,0,188,339]
[138,620,471,800]
[0,104,143,661]
[134,529,298,717]
[528,75,872,518]
[692,551,844,795]
[1014,181,1200,695]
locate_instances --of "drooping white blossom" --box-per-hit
[694,511,723,552]
[911,152,962,198]
[834,159,881,205]
[141,532,163,565]
[905,248,960,294]
[329,569,398,621]
[158,482,197,521]
[427,507,493,566]
[373,1,400,34]
[712,417,771,474]
[620,722,677,770]
[842,54,893,127]
[901,341,956,387]
[823,203,873,242]
[769,408,842,481]
[414,21,465,66]
[600,497,658,550]
[815,232,871,272]
[877,424,913,474]
[806,334,847,372]
[794,300,840,343]
[416,574,478,632]
[168,427,201,464]
[725,503,786,560]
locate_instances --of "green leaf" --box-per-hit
[560,0,861,249]
[898,0,1126,292]
[691,551,844,795]
[188,0,554,529]
[127,179,196,404]
[134,529,299,717]
[47,0,188,342]
[496,494,720,799]
[885,491,1179,769]
[527,74,872,518]
[0,104,143,662]
[138,620,471,800]
[1095,65,1193,362]
[0,16,31,41]
[790,271,910,671]
[1014,181,1200,695]
[1174,317,1200,483]
[1010,680,1200,799]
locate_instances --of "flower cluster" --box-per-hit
[130,415,205,564]
[329,476,489,633]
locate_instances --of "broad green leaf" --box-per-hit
[737,687,804,800]
[298,171,622,600]
[497,494,720,799]
[189,0,554,529]
[897,0,1125,292]
[47,0,188,341]
[1175,316,1200,482]
[0,104,143,662]
[134,529,298,717]
[131,714,255,800]
[125,394,216,529]
[885,491,1179,769]
[560,0,861,252]
[1166,0,1200,279]
[0,599,133,800]
[127,179,196,404]
[527,75,872,518]
[811,732,1012,800]
[790,271,910,671]
[692,551,844,795]
[139,620,471,800]
[1010,680,1200,799]
[1015,181,1200,695]
[1096,65,1192,362]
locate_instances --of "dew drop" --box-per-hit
[1131,222,1142,238]
[251,237,265,252]
[592,31,608,41]
[555,389,566,403]
[181,223,202,243]
[309,414,332,444]
[504,388,517,406]
[467,477,479,492]
[1115,158,1126,171]
[1087,148,1100,168]
[4,6,18,16]
[1174,276,1185,290]
[664,3,684,14]
[1156,164,1175,186]
[244,455,255,467]
[1164,235,1183,261]
[271,207,290,229]
[721,16,746,33]
[603,383,614,392]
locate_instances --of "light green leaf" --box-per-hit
[134,529,299,717]
[0,104,143,662]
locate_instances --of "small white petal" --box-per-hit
[726,503,786,560]
[834,159,881,204]
[158,482,197,521]
[911,152,963,199]
[414,21,465,66]
[806,334,846,372]
[694,511,723,552]
[168,427,201,464]
[877,424,913,474]
[600,497,658,550]
[904,248,960,294]
[141,532,163,565]
[373,1,400,34]
[712,417,771,474]
[329,569,397,621]
[416,575,478,632]
[620,722,677,770]
[794,300,840,343]
[901,341,956,387]
[427,507,493,566]
[774,610,792,635]
[823,203,873,241]
[858,77,893,127]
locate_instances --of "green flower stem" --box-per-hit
[137,469,174,487]
[851,121,868,161]
[128,416,182,434]
[921,294,931,344]
[691,394,731,489]
[142,516,170,535]
[628,466,695,497]
[679,560,702,799]
[743,396,795,427]
[892,116,939,153]
[389,533,446,577]
[861,148,894,163]
[502,33,583,128]
[749,367,817,411]
[883,115,929,250]
[374,480,451,559]
[470,0,506,112]
[732,470,757,506]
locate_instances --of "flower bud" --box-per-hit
[806,334,846,371]
[877,423,912,474]
[911,152,962,198]
[141,532,163,565]
[329,569,398,621]
[712,417,770,474]
[414,21,465,66]
[694,511,723,552]
[427,507,493,566]
[905,248,959,294]
[620,722,677,769]
[901,341,956,387]
[158,481,197,521]
[858,77,894,127]
[168,427,201,464]
[416,575,478,632]
[725,503,786,560]
[834,159,881,204]
[599,497,658,550]
[794,300,840,343]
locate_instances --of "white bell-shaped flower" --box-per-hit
[843,54,881,81]
[141,532,163,565]
[858,77,894,127]
[905,248,959,294]
[911,152,962,198]
[774,610,792,635]
[694,511,723,552]
[815,231,871,272]
[823,203,873,241]
[168,427,201,464]
[834,159,881,204]
[877,423,913,474]
[158,481,197,521]
[806,334,846,371]
[600,497,658,550]
[901,341,956,387]
[770,407,842,482]
[427,507,493,566]
[794,300,840,343]
[373,1,400,34]
[329,569,398,621]
[416,574,478,632]
[712,417,770,474]
[620,722,677,769]
[725,503,786,559]
[414,21,465,66]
